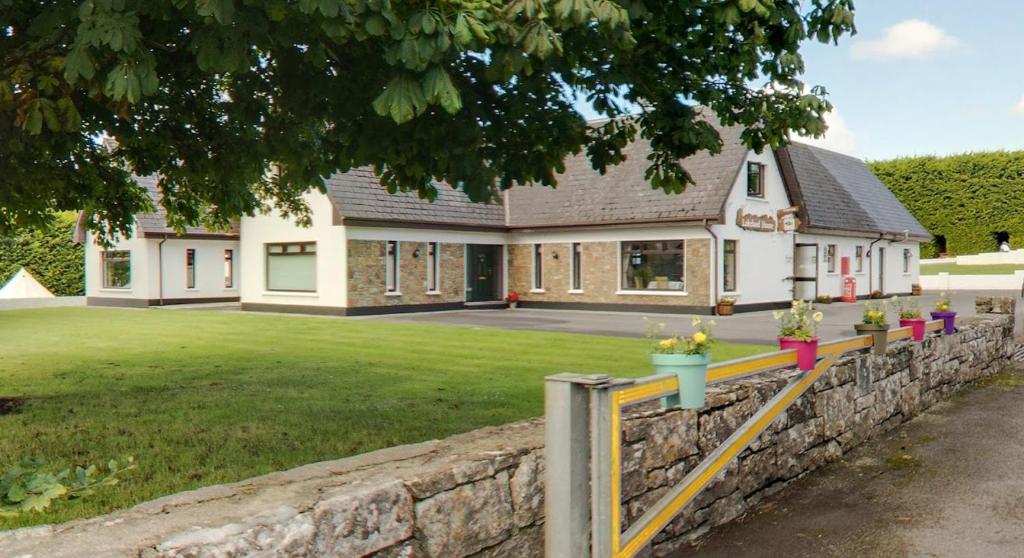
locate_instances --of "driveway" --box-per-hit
[367,291,1021,345]
[670,364,1024,558]
[0,296,84,311]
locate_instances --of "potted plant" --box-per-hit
[647,317,715,409]
[634,264,654,289]
[893,296,926,341]
[869,289,885,299]
[506,291,519,309]
[816,294,833,305]
[911,283,922,296]
[931,292,957,334]
[773,300,824,371]
[716,296,737,316]
[854,301,890,356]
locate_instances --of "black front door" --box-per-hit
[466,245,502,302]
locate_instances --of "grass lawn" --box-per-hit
[920,262,1024,275]
[0,307,767,529]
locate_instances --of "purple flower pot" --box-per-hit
[931,311,957,335]
[779,337,819,371]
[900,318,926,342]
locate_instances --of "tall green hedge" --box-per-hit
[869,151,1024,257]
[0,213,84,296]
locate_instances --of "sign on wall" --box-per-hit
[736,206,801,233]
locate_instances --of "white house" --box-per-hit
[77,176,241,307]
[80,114,928,314]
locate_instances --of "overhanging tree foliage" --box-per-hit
[871,152,1024,257]
[2,0,855,239]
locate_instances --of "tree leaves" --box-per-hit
[0,456,135,517]
[1,0,856,235]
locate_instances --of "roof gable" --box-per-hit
[778,143,930,239]
[134,175,240,238]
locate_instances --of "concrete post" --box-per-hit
[544,373,608,558]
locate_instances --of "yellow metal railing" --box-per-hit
[599,319,949,558]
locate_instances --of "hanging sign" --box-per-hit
[735,206,801,233]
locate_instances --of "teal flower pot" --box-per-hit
[653,352,712,410]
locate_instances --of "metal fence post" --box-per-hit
[545,373,607,558]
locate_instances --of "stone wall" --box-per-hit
[507,240,711,309]
[347,240,465,308]
[1,305,1013,558]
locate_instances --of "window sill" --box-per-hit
[98,288,132,293]
[568,289,585,294]
[425,291,442,296]
[530,289,546,294]
[721,291,741,296]
[745,196,768,203]
[262,291,318,298]
[616,290,689,297]
[385,292,403,297]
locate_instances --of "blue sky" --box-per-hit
[576,2,1024,161]
[796,0,1024,160]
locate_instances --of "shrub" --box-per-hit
[0,213,84,296]
[870,151,1024,257]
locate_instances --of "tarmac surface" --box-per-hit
[369,291,1022,345]
[670,365,1024,558]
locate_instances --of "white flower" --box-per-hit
[691,316,701,327]
[773,311,784,320]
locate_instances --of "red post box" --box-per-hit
[842,276,856,303]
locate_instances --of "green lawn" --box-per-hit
[0,307,767,528]
[920,262,1024,275]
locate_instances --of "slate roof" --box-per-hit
[324,167,506,229]
[778,143,930,240]
[504,117,749,228]
[133,175,240,238]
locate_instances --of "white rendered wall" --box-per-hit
[143,238,240,301]
[708,150,797,306]
[239,191,347,308]
[84,230,153,301]
[955,250,1024,265]
[920,270,1024,291]
[796,234,920,297]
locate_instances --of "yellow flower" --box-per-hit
[692,331,707,344]
[812,312,824,323]
[658,338,677,349]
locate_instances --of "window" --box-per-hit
[102,250,131,289]
[266,242,316,292]
[570,242,582,291]
[622,241,685,291]
[186,248,196,289]
[426,242,439,292]
[723,240,737,292]
[532,244,543,290]
[903,249,912,273]
[855,246,864,273]
[746,162,764,198]
[386,240,399,293]
[826,244,837,273]
[224,249,234,288]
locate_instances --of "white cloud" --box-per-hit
[850,19,960,60]
[1011,95,1024,116]
[797,108,858,156]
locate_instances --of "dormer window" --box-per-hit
[746,162,764,198]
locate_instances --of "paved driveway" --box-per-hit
[367,291,1021,345]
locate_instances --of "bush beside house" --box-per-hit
[0,213,84,296]
[870,151,1024,257]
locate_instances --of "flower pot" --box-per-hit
[652,352,712,410]
[509,301,519,309]
[911,285,922,296]
[854,323,890,356]
[778,337,819,371]
[716,304,735,316]
[931,311,957,335]
[900,318,926,341]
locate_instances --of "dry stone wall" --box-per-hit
[0,303,1013,558]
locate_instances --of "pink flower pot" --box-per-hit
[779,337,819,371]
[900,318,926,341]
